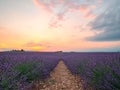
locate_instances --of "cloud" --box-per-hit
[23,42,50,51]
[33,0,97,28]
[81,45,120,52]
[48,20,62,28]
[78,4,89,12]
[24,42,51,49]
[87,0,120,41]
[84,10,96,18]
[33,0,52,12]
[86,30,120,41]
[97,0,103,4]
[25,42,42,47]
[0,48,12,51]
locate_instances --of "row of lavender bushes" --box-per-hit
[63,52,120,90]
[0,52,60,90]
[1,52,120,90]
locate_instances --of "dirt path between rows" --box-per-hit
[32,60,84,90]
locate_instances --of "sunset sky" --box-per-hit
[0,0,120,52]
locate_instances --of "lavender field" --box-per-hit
[63,52,120,90]
[1,0,120,90]
[0,52,60,90]
[0,52,120,90]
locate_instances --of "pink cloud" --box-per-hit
[79,4,90,12]
[49,20,59,28]
[97,0,103,4]
[49,19,62,28]
[84,11,96,18]
[33,0,52,12]
[33,0,96,28]
[90,5,96,9]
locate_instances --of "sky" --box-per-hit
[0,0,120,52]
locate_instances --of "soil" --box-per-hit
[29,60,84,90]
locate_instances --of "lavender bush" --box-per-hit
[0,52,60,90]
[63,52,120,90]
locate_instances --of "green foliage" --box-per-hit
[1,77,9,90]
[13,61,43,82]
[77,60,88,74]
[1,74,18,90]
[26,70,42,82]
[109,69,120,89]
[91,64,110,85]
[14,62,33,75]
[1,60,44,90]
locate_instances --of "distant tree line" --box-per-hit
[11,49,25,52]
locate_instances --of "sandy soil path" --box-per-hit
[32,60,83,90]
